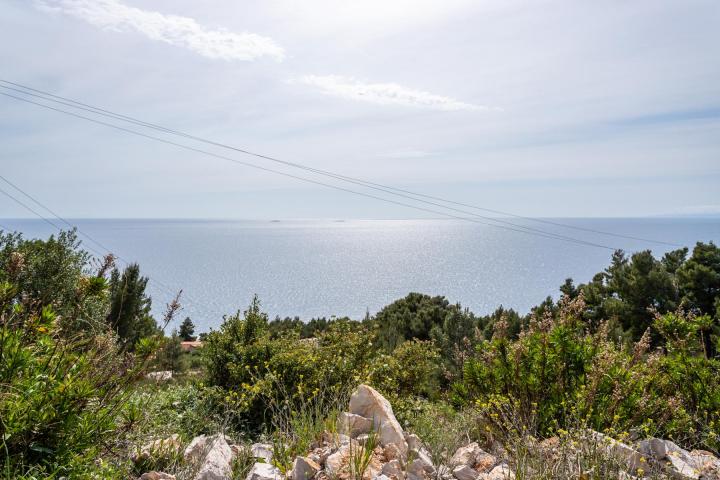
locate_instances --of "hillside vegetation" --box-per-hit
[1,229,719,479]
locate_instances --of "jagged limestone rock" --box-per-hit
[195,435,233,480]
[251,443,274,463]
[452,465,478,480]
[292,456,321,480]
[349,385,408,455]
[481,464,514,480]
[247,462,283,480]
[382,459,405,480]
[338,412,374,438]
[450,443,483,468]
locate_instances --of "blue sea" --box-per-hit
[2,218,718,333]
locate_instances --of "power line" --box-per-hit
[0,180,217,321]
[0,85,610,248]
[0,90,617,250]
[0,79,681,248]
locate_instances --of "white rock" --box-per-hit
[384,443,403,461]
[184,435,210,463]
[374,475,391,480]
[408,455,436,479]
[453,465,479,480]
[339,412,374,438]
[146,370,173,382]
[590,431,644,473]
[251,443,274,463]
[450,443,483,468]
[195,435,234,480]
[292,456,320,480]
[638,438,701,479]
[413,448,435,473]
[405,434,422,452]
[139,472,176,480]
[638,437,668,460]
[247,462,283,480]
[349,385,408,454]
[382,459,405,480]
[326,444,351,477]
[481,464,514,480]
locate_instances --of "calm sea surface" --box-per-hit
[2,218,718,333]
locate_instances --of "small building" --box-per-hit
[180,340,203,353]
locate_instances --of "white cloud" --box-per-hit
[35,0,284,61]
[297,75,489,112]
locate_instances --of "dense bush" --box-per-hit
[0,230,163,477]
[456,295,720,451]
[203,296,445,432]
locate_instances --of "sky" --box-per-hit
[1,0,719,219]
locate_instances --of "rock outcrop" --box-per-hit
[348,384,409,455]
[129,384,720,480]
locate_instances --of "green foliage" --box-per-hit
[374,293,477,351]
[0,230,109,334]
[204,296,375,431]
[370,340,442,400]
[348,427,378,480]
[0,302,136,476]
[107,263,159,349]
[456,295,720,451]
[179,316,196,341]
[157,329,184,374]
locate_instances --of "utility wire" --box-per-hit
[0,79,681,248]
[0,180,217,320]
[0,85,609,248]
[0,91,617,250]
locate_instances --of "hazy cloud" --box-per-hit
[35,0,285,61]
[297,75,488,111]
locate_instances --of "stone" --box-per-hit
[145,371,173,382]
[374,475,391,480]
[135,434,182,463]
[292,456,320,480]
[475,453,496,473]
[481,464,515,480]
[247,462,283,480]
[405,434,422,452]
[590,431,644,473]
[184,435,210,463]
[450,443,483,468]
[326,444,351,477]
[339,412,374,438]
[689,449,720,477]
[251,443,274,463]
[349,385,408,454]
[408,455,435,479]
[638,437,667,460]
[452,465,479,480]
[384,443,403,461]
[382,459,405,480]
[195,435,234,480]
[139,472,176,480]
[638,438,703,479]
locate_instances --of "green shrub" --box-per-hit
[0,303,136,476]
[456,295,720,451]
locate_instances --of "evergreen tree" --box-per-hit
[179,316,196,341]
[107,263,157,349]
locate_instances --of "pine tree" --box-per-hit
[179,316,196,341]
[106,263,158,349]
